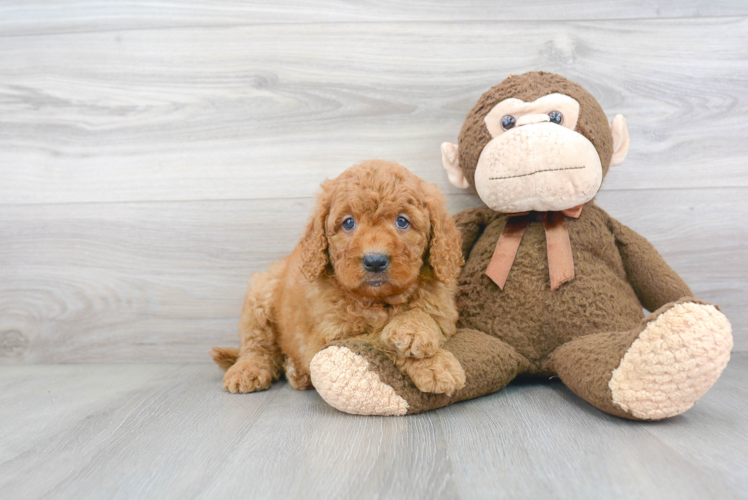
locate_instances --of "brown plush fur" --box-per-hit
[452,203,692,372]
[211,160,465,395]
[315,73,729,418]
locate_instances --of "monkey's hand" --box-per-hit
[381,310,444,359]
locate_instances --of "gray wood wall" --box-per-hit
[1,1,747,363]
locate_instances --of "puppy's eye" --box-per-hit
[342,217,356,231]
[548,111,563,125]
[395,216,410,229]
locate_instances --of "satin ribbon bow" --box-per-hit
[485,204,584,291]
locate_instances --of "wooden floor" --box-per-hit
[1,354,746,499]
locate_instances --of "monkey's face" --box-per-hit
[474,93,602,213]
[441,72,630,214]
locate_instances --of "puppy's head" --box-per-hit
[300,160,462,299]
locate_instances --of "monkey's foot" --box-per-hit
[310,346,409,416]
[609,301,732,420]
[310,330,528,416]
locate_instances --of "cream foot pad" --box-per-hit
[310,346,408,416]
[609,302,732,420]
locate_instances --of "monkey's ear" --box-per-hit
[441,142,470,189]
[609,114,630,167]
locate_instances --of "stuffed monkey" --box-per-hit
[309,72,732,420]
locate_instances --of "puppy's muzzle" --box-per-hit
[362,253,390,273]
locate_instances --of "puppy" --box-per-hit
[211,160,466,395]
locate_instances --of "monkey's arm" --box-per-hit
[452,206,499,262]
[606,215,693,312]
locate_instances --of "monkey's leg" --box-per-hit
[310,328,530,416]
[546,299,732,420]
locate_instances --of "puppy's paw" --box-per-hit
[398,349,466,396]
[223,360,274,393]
[382,318,441,359]
[284,356,313,391]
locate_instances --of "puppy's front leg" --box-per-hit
[381,310,466,396]
[381,309,443,359]
[395,350,466,397]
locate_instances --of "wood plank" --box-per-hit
[438,354,748,499]
[0,364,185,463]
[2,1,748,36]
[0,357,746,498]
[0,364,283,498]
[0,187,744,364]
[199,373,454,499]
[641,359,748,496]
[1,18,747,205]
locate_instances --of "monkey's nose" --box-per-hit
[362,253,390,273]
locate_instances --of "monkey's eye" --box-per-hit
[395,216,410,229]
[501,115,516,130]
[342,217,356,231]
[548,111,563,125]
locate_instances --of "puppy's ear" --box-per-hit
[300,180,333,282]
[423,182,464,284]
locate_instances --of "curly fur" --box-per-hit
[211,160,465,395]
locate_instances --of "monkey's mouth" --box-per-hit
[489,165,585,181]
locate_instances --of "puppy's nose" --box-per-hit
[362,253,390,273]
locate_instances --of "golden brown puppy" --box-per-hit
[211,160,466,395]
